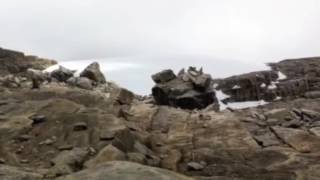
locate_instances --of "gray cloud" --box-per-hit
[1,0,320,61]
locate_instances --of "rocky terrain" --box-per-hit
[1,47,320,180]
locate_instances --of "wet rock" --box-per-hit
[80,62,106,84]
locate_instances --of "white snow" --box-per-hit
[43,64,60,73]
[213,83,219,89]
[215,89,269,110]
[232,85,241,89]
[268,82,277,90]
[275,96,282,101]
[277,71,287,80]
[260,83,266,88]
[227,100,269,109]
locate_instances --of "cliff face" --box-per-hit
[0,48,320,180]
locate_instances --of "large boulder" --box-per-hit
[51,66,75,82]
[152,67,219,110]
[80,62,106,84]
[56,161,194,180]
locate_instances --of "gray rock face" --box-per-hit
[213,70,279,103]
[152,67,219,110]
[80,62,106,84]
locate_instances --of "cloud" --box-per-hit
[0,0,319,62]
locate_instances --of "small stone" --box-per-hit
[187,162,205,171]
[73,122,88,131]
[31,115,46,125]
[99,131,115,141]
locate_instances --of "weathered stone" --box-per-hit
[115,88,134,105]
[51,66,75,82]
[30,115,46,125]
[85,144,126,168]
[0,165,42,180]
[152,69,176,83]
[161,149,182,171]
[56,161,194,180]
[80,62,106,84]
[187,162,205,171]
[48,148,89,177]
[73,122,88,131]
[272,127,320,153]
[127,152,146,164]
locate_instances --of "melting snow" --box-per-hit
[227,100,269,109]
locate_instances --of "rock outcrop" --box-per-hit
[0,47,56,76]
[1,48,320,180]
[80,62,106,84]
[152,67,219,110]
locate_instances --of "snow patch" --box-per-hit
[260,83,266,88]
[232,85,241,89]
[227,100,269,109]
[277,71,287,80]
[268,82,277,90]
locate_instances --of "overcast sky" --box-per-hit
[1,0,320,94]
[1,0,320,61]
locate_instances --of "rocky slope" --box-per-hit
[0,47,320,180]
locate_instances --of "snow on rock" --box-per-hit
[227,100,269,109]
[215,89,269,111]
[43,64,60,73]
[232,85,241,89]
[260,83,266,88]
[277,71,287,80]
[268,82,277,90]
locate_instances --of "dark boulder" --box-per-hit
[80,62,106,84]
[152,69,176,84]
[51,66,75,82]
[152,67,219,110]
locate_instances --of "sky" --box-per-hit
[1,0,320,94]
